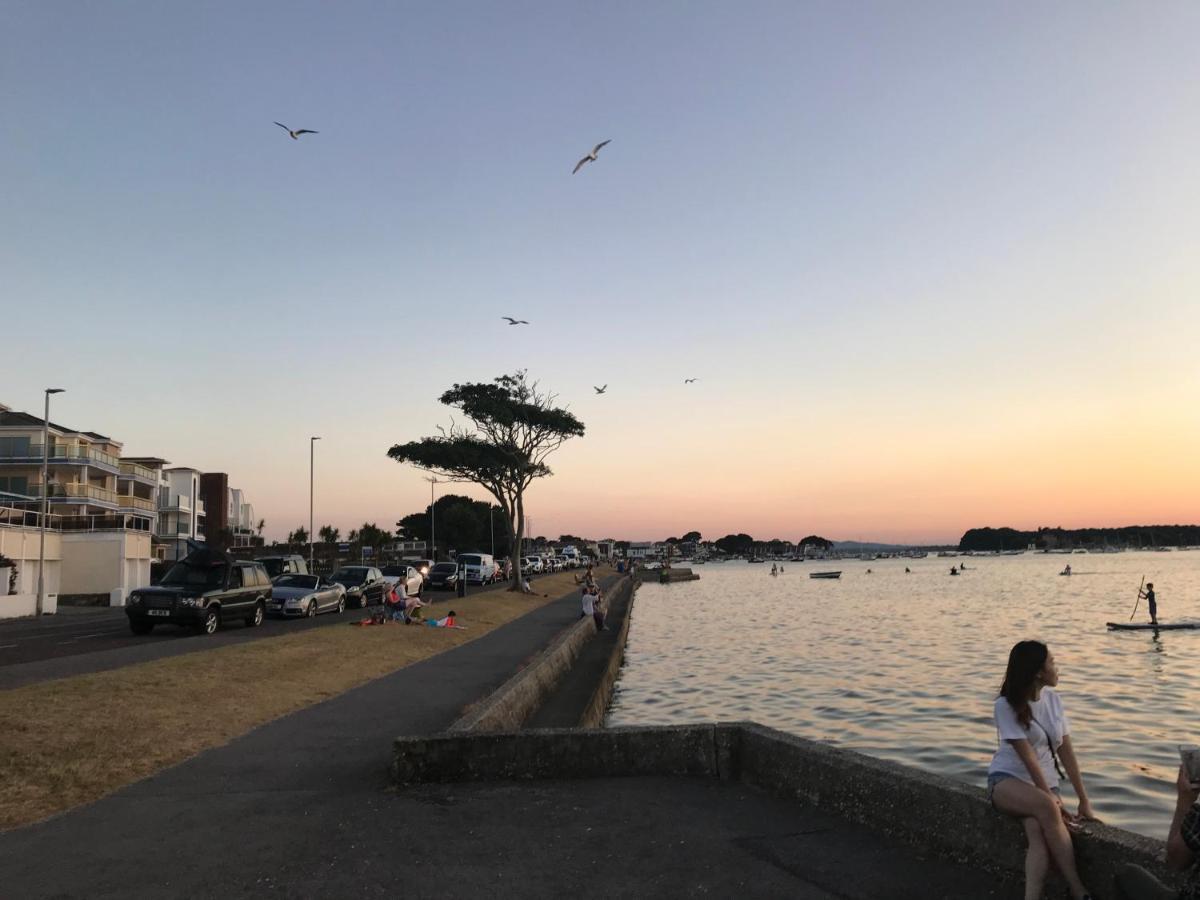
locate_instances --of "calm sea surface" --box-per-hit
[606,552,1200,837]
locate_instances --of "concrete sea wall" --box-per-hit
[393,722,1180,900]
[450,575,634,733]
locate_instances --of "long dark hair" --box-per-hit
[999,640,1049,729]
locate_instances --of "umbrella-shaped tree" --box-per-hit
[387,371,584,591]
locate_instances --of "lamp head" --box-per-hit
[46,388,65,395]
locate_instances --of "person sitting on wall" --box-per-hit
[987,641,1098,900]
[1115,761,1200,900]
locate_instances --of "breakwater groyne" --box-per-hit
[393,722,1180,900]
[450,574,635,732]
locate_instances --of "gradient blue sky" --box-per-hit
[4,2,1199,543]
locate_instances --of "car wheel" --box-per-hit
[246,602,265,628]
[130,620,154,636]
[307,598,318,618]
[199,608,220,636]
[337,596,346,614]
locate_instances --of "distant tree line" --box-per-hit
[959,524,1200,552]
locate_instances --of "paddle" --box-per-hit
[1130,575,1145,622]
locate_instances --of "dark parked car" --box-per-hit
[427,561,459,591]
[126,549,271,635]
[329,566,387,609]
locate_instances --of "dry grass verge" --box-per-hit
[0,571,585,831]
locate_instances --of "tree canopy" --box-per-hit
[388,371,584,589]
[397,494,509,557]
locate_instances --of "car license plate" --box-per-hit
[148,609,171,617]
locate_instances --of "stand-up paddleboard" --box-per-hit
[1107,622,1199,631]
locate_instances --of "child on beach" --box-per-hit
[987,640,1099,900]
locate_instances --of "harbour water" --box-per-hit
[606,552,1200,838]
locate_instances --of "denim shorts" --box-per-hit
[987,772,1060,806]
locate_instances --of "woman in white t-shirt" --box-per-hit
[988,640,1099,900]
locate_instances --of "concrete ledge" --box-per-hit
[393,722,1181,900]
[579,577,635,727]
[447,592,607,733]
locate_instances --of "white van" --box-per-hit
[458,553,496,585]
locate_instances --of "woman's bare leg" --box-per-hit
[1022,817,1050,900]
[993,779,1089,899]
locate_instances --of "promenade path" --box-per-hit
[0,573,1019,898]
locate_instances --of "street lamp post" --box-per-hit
[37,388,65,617]
[490,505,494,556]
[425,476,438,562]
[309,437,321,572]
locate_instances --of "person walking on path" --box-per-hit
[590,584,605,631]
[1139,582,1159,625]
[1115,760,1200,899]
[987,640,1099,900]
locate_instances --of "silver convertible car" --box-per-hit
[268,574,346,618]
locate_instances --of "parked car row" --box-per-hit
[127,552,412,636]
[127,545,548,637]
[520,553,584,573]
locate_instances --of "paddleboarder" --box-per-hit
[1138,582,1158,626]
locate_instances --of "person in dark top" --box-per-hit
[1139,582,1158,625]
[1115,762,1200,899]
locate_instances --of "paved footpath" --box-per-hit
[0,573,1018,898]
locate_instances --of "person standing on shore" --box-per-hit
[987,640,1098,900]
[1139,582,1158,625]
[1115,761,1200,899]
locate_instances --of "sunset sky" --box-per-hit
[4,2,1199,544]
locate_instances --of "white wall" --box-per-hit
[0,524,61,617]
[60,530,153,606]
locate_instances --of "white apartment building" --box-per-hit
[139,465,207,562]
[0,402,153,610]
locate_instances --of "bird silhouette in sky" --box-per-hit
[275,122,319,140]
[594,385,607,394]
[502,317,529,325]
[572,140,611,174]
[684,378,698,384]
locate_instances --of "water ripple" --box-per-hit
[606,554,1200,837]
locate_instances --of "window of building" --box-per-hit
[0,437,32,457]
[0,476,30,495]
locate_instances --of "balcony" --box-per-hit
[30,482,119,506]
[118,494,156,513]
[158,493,192,512]
[119,462,157,485]
[0,443,120,473]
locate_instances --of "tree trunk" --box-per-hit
[510,496,525,591]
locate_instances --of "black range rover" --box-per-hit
[126,549,272,636]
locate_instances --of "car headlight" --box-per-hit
[129,593,142,606]
[179,597,202,607]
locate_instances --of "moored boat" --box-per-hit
[810,571,841,579]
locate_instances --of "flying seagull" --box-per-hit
[684,378,698,384]
[502,317,529,325]
[572,140,611,174]
[594,385,607,395]
[275,122,319,140]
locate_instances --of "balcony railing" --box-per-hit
[0,505,148,532]
[118,494,156,512]
[119,462,157,482]
[0,443,120,470]
[30,483,119,505]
